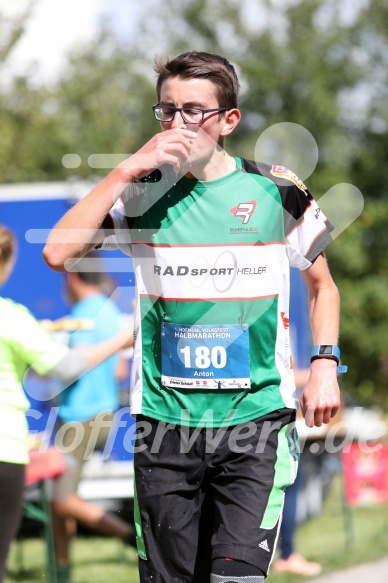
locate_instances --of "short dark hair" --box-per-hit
[0,225,16,266]
[75,270,104,286]
[154,51,240,109]
[72,252,105,286]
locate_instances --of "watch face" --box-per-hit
[319,345,333,355]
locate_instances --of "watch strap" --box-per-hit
[311,344,340,365]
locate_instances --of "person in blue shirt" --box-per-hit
[58,263,125,425]
[51,254,134,583]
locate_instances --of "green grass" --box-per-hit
[6,538,139,583]
[5,475,388,583]
[268,474,388,582]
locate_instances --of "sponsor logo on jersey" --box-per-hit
[153,265,266,277]
[213,380,226,388]
[230,200,257,224]
[280,311,289,329]
[270,165,307,192]
[229,226,258,235]
[154,265,234,277]
[169,378,195,387]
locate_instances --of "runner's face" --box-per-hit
[158,77,228,166]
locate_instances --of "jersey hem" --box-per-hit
[132,401,298,428]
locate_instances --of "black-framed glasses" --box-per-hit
[152,104,229,124]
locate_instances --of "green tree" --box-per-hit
[0,76,73,182]
[0,2,35,65]
[346,0,388,200]
[53,31,156,179]
[326,200,388,409]
[0,10,157,181]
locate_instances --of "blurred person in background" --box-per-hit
[273,368,322,576]
[0,225,132,583]
[51,254,135,583]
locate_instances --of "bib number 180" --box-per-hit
[180,345,227,369]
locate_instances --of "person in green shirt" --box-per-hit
[0,225,132,583]
[43,51,341,583]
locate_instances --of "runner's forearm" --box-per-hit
[308,282,340,345]
[42,166,135,271]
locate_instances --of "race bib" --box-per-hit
[161,323,250,390]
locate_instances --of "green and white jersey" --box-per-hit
[101,158,333,427]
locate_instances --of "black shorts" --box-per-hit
[133,408,298,583]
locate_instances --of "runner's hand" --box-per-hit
[118,128,198,181]
[300,359,340,428]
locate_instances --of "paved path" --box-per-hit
[311,556,388,583]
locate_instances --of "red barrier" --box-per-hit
[342,442,388,506]
[26,447,66,485]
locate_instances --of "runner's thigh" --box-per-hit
[134,416,211,583]
[210,408,298,575]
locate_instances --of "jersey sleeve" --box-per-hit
[98,199,132,254]
[256,162,334,270]
[283,183,334,270]
[9,304,69,376]
[241,160,333,269]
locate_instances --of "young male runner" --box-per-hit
[44,51,341,583]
